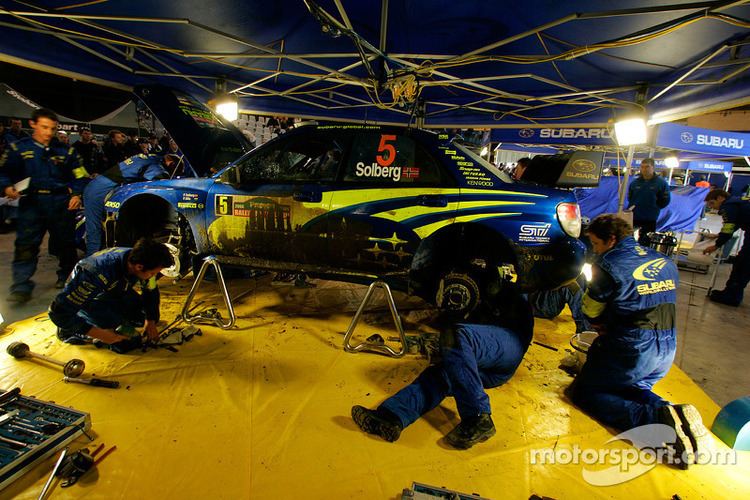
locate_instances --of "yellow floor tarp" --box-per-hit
[0,277,748,499]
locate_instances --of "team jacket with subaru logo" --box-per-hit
[0,136,88,195]
[48,247,160,336]
[582,236,678,336]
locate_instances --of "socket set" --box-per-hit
[0,388,91,492]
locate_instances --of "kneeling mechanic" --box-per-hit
[48,238,174,353]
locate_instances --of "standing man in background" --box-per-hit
[72,127,102,175]
[0,108,89,303]
[702,189,750,306]
[627,158,671,247]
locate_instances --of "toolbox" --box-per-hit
[0,388,91,491]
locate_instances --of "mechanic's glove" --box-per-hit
[94,336,143,354]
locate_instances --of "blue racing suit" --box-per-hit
[379,290,533,428]
[712,196,750,304]
[529,274,590,333]
[0,137,88,294]
[628,175,670,246]
[569,236,678,431]
[83,154,169,255]
[48,247,161,341]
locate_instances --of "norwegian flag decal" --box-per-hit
[402,167,420,179]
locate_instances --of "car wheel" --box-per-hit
[153,216,197,279]
[435,271,482,318]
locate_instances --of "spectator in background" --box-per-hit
[627,158,670,247]
[56,130,69,146]
[512,157,531,181]
[148,134,162,154]
[3,118,29,145]
[72,127,102,176]
[137,137,150,155]
[102,130,138,170]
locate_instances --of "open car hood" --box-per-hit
[522,151,604,188]
[133,85,252,176]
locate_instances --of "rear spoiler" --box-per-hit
[523,151,604,188]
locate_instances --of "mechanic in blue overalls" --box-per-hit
[702,189,750,306]
[48,239,174,353]
[567,214,709,468]
[83,153,178,256]
[0,108,89,304]
[352,279,533,449]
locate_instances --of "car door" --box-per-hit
[205,130,346,264]
[328,131,456,274]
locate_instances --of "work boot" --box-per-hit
[445,413,496,449]
[657,405,695,469]
[6,291,31,304]
[351,405,403,442]
[674,404,713,461]
[708,290,741,307]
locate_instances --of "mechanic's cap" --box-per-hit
[80,126,91,132]
[58,130,67,135]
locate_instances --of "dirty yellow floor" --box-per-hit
[0,276,748,499]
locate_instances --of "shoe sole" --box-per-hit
[445,426,497,450]
[351,405,400,442]
[675,404,713,460]
[660,405,695,469]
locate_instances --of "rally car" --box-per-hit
[104,86,599,314]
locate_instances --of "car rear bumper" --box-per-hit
[516,237,587,291]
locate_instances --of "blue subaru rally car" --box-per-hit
[105,86,599,313]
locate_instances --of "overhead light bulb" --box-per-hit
[215,98,238,122]
[614,117,648,146]
[664,156,679,169]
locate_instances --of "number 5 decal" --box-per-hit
[376,134,397,167]
[215,195,232,216]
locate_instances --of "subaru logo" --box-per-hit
[519,128,535,138]
[680,132,694,143]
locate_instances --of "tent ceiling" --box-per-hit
[2,1,750,127]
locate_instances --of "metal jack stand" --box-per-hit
[181,256,236,329]
[343,280,407,358]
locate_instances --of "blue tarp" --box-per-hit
[575,176,707,232]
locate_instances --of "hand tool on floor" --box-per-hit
[38,447,67,500]
[7,342,85,377]
[64,376,120,389]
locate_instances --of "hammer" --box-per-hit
[6,342,85,377]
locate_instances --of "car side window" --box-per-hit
[343,132,443,185]
[234,132,346,184]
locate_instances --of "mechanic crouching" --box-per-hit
[566,215,710,468]
[83,153,178,256]
[48,239,174,354]
[352,277,533,449]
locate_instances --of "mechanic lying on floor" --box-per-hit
[566,215,710,468]
[48,238,174,354]
[352,275,533,450]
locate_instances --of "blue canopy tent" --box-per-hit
[2,1,750,128]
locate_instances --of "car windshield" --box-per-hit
[453,142,512,183]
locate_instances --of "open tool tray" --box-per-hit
[0,390,91,491]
